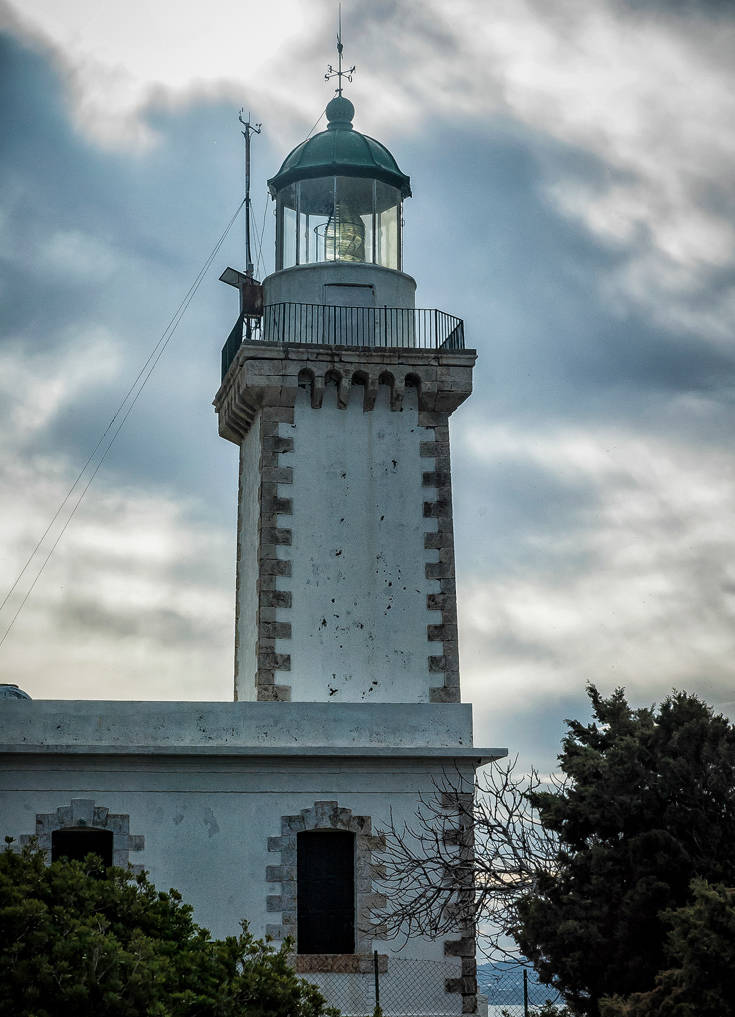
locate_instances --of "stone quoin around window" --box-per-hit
[265,800,388,974]
[20,798,145,872]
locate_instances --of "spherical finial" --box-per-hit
[326,95,355,130]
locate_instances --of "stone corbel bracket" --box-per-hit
[213,342,477,445]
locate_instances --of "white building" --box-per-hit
[0,89,505,1016]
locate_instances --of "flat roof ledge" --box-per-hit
[0,701,505,760]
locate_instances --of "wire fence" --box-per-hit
[297,953,563,1017]
[298,953,464,1016]
[477,963,564,1016]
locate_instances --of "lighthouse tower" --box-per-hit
[215,93,474,708]
[1,51,505,1017]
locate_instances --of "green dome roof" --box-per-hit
[267,98,411,199]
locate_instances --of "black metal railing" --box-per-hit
[221,312,245,381]
[221,302,465,379]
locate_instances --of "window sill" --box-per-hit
[293,953,388,974]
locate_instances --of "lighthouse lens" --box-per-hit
[325,200,365,262]
[276,176,400,269]
[332,177,373,263]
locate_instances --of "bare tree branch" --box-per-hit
[375,758,563,963]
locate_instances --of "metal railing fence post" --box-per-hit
[373,949,380,1010]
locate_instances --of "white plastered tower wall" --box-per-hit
[287,383,434,703]
[217,343,476,704]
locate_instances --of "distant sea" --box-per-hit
[477,961,560,1011]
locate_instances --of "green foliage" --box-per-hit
[514,686,735,1017]
[599,879,735,1017]
[0,841,337,1017]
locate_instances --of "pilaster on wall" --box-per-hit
[440,789,479,1014]
[421,416,460,703]
[254,403,294,701]
[214,342,476,704]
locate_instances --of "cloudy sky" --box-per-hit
[1,0,734,771]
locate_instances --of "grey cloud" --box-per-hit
[452,455,598,579]
[402,122,735,442]
[620,0,735,14]
[476,676,735,776]
[2,13,735,746]
[0,32,274,504]
[472,690,593,774]
[54,596,218,646]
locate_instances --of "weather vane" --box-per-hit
[325,3,355,97]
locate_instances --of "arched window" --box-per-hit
[19,799,144,872]
[297,830,355,954]
[52,827,114,866]
[266,801,385,967]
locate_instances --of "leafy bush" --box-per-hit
[515,687,735,1016]
[600,879,735,1017]
[0,840,337,1017]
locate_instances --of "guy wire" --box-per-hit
[0,197,246,650]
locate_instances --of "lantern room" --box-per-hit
[263,95,416,311]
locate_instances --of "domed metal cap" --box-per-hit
[267,100,411,199]
[0,683,31,700]
[326,95,355,130]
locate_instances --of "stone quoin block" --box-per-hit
[261,527,292,545]
[272,496,293,514]
[259,559,291,576]
[256,650,291,671]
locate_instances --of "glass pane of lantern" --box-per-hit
[298,204,309,264]
[362,204,374,265]
[376,182,400,270]
[332,176,373,263]
[278,184,297,269]
[299,177,335,264]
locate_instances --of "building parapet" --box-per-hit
[214,342,476,445]
[0,701,507,758]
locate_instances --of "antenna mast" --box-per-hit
[238,110,262,277]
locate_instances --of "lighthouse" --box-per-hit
[216,92,473,710]
[1,44,505,1017]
